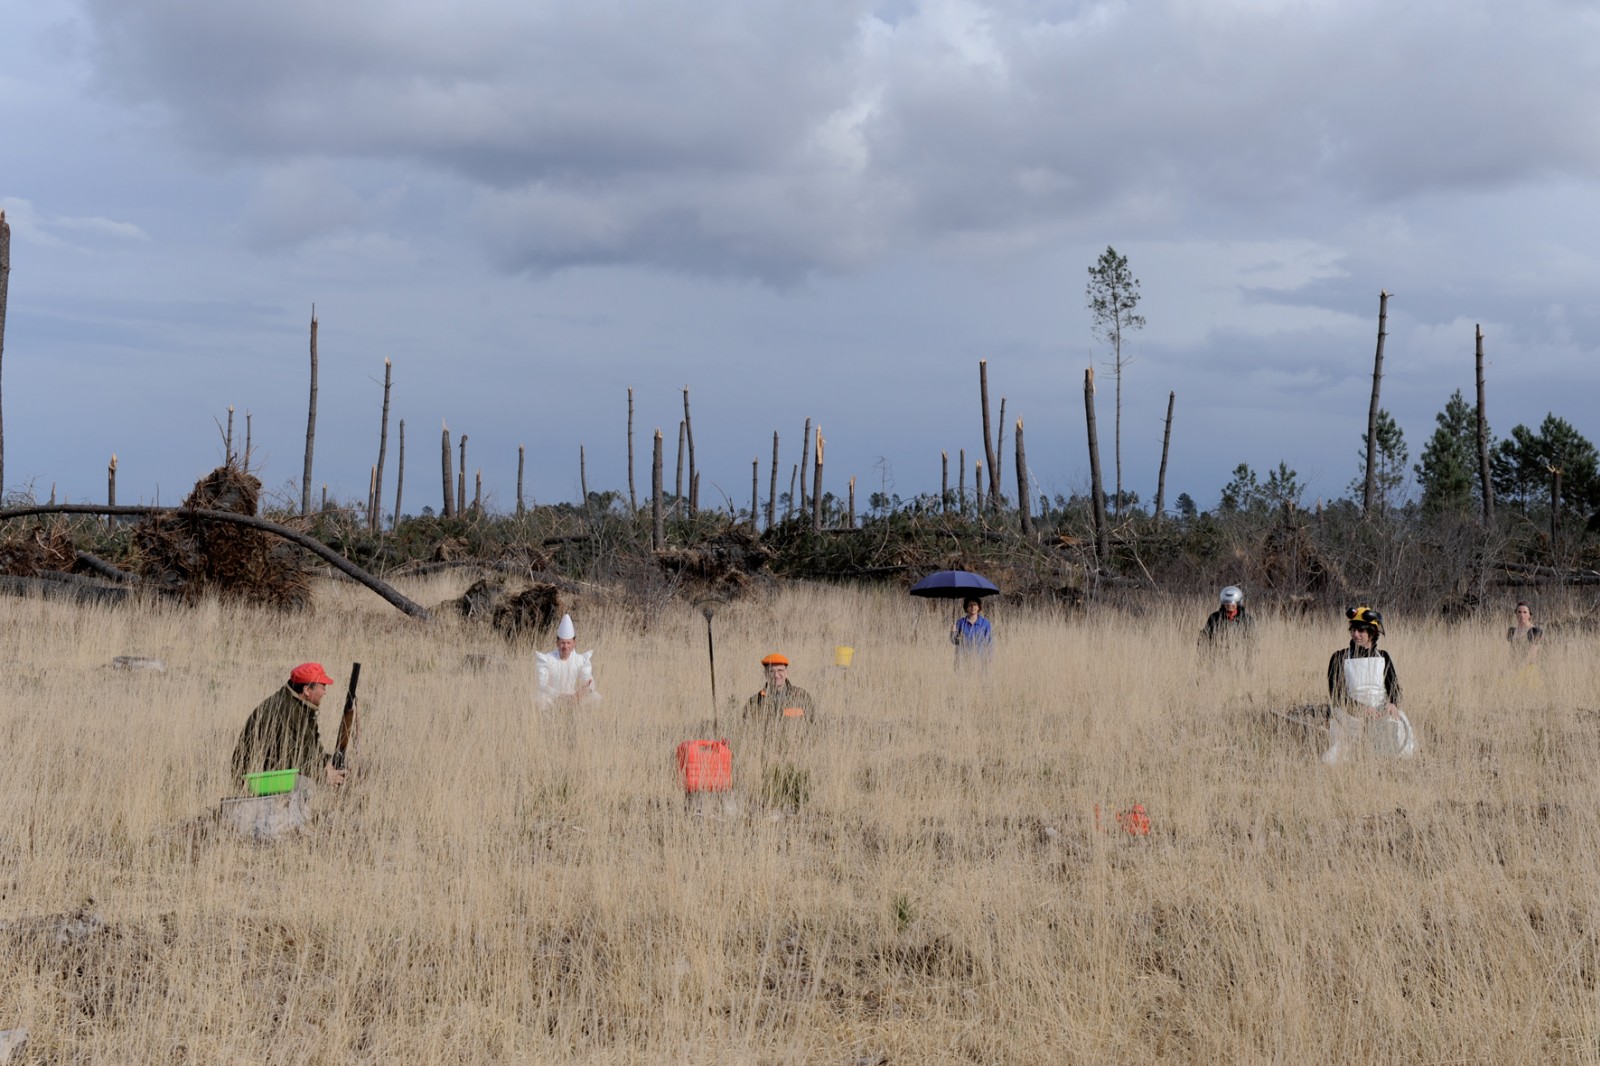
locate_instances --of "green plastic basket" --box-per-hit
[243,769,299,796]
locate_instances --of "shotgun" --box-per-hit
[331,662,361,770]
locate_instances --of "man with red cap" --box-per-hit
[230,662,350,787]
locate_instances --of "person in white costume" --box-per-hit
[536,614,600,710]
[1323,605,1415,764]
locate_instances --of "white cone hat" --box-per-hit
[556,614,576,640]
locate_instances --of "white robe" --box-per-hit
[535,649,599,709]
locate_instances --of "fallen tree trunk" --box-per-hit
[0,504,432,620]
[0,574,130,605]
[73,550,136,583]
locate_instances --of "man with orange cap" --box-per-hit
[742,653,817,723]
[741,652,819,809]
[230,662,350,787]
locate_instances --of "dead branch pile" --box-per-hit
[0,521,77,577]
[445,578,570,640]
[132,465,313,610]
[1260,512,1344,598]
[492,583,566,639]
[656,526,773,597]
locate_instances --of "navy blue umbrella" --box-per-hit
[909,569,1000,599]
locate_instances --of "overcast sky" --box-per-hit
[5,0,1600,518]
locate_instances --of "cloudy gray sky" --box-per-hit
[4,0,1599,517]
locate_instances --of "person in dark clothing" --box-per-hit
[231,662,349,787]
[1200,585,1254,646]
[1323,606,1413,763]
[1507,601,1544,663]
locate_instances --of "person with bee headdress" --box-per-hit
[1323,606,1415,764]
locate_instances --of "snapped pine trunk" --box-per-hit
[1476,325,1495,525]
[1014,420,1031,535]
[941,451,949,513]
[372,359,392,532]
[440,424,455,519]
[651,430,665,551]
[799,418,811,514]
[675,421,686,518]
[457,435,468,516]
[301,307,318,516]
[394,419,405,526]
[995,396,1006,510]
[811,429,824,532]
[107,455,117,531]
[1363,290,1389,517]
[517,445,525,514]
[627,387,637,515]
[979,361,997,516]
[0,209,9,494]
[1154,390,1174,523]
[1085,368,1109,564]
[683,387,698,516]
[751,459,759,529]
[225,406,234,466]
[768,432,779,530]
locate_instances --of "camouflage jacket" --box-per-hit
[742,682,818,725]
[230,684,330,783]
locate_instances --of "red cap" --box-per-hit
[761,653,789,666]
[289,662,335,686]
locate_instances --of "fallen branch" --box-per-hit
[0,504,432,621]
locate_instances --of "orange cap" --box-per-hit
[289,662,335,686]
[760,653,789,666]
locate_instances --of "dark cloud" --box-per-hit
[78,1,1600,278]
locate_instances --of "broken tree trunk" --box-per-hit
[812,428,824,532]
[1362,290,1389,517]
[799,417,811,515]
[1085,367,1110,564]
[652,430,665,551]
[1476,325,1495,526]
[1015,418,1032,536]
[372,358,392,532]
[627,387,637,515]
[302,307,318,516]
[440,423,455,519]
[1154,390,1174,523]
[768,432,779,531]
[683,386,698,516]
[394,419,406,527]
[979,360,998,516]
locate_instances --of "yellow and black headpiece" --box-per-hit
[1346,605,1384,636]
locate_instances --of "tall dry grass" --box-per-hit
[2,581,1599,1063]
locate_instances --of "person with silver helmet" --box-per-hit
[1323,606,1415,763]
[1200,585,1254,646]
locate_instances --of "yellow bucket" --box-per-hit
[833,645,854,668]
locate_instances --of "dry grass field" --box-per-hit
[3,578,1599,1064]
